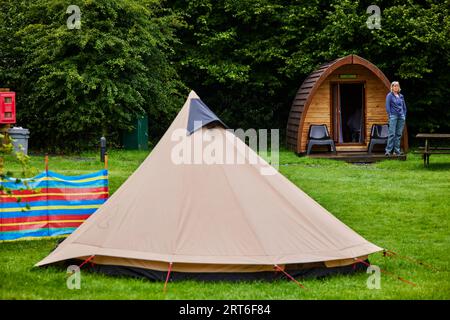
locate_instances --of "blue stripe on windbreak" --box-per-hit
[1,172,47,182]
[0,228,49,240]
[1,179,108,189]
[44,180,108,188]
[1,199,106,209]
[1,208,98,219]
[0,172,46,189]
[0,180,47,190]
[47,170,108,180]
[0,228,77,241]
[0,170,107,184]
[48,228,78,237]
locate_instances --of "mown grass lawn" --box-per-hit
[0,150,449,299]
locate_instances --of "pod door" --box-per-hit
[332,82,365,144]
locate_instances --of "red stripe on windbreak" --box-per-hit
[1,214,92,225]
[48,221,84,229]
[0,187,108,196]
[1,222,48,232]
[1,221,85,232]
[0,193,108,203]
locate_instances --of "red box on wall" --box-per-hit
[0,91,16,124]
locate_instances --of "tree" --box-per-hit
[310,0,450,134]
[168,0,450,139]
[1,0,448,150]
[0,0,185,151]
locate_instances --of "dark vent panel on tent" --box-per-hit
[187,98,227,135]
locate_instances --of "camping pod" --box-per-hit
[287,54,408,154]
[36,91,382,281]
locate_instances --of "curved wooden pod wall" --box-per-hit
[287,55,408,154]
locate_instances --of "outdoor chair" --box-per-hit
[368,124,389,154]
[306,124,336,155]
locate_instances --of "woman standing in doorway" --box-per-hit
[385,81,407,156]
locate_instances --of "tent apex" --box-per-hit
[188,90,200,100]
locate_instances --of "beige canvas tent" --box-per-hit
[36,91,382,281]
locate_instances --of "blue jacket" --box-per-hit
[386,92,407,118]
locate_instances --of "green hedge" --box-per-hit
[1,0,449,151]
[0,0,184,151]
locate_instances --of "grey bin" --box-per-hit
[8,127,30,155]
